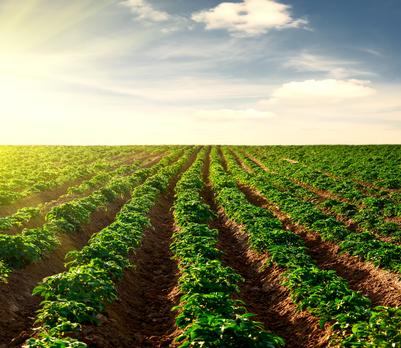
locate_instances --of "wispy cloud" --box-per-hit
[358,48,383,57]
[192,0,308,37]
[120,0,191,33]
[266,79,376,105]
[120,0,170,22]
[1,0,400,145]
[284,52,376,79]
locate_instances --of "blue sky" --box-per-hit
[0,0,400,144]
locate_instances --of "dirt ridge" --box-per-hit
[0,151,156,219]
[78,149,199,348]
[1,154,163,235]
[203,148,330,348]
[237,151,401,246]
[0,197,128,347]
[238,184,401,308]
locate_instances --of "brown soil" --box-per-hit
[238,184,401,308]
[291,178,352,205]
[113,150,150,165]
[5,215,46,235]
[109,150,145,163]
[353,178,401,194]
[77,150,198,348]
[235,154,253,172]
[202,151,330,347]
[318,206,401,245]
[240,151,276,174]
[386,217,401,225]
[218,215,330,348]
[0,197,128,347]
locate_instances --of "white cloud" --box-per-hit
[192,0,308,37]
[358,48,383,57]
[284,53,377,79]
[121,0,169,22]
[267,79,376,104]
[195,108,276,122]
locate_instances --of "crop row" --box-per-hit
[247,145,401,190]
[0,147,136,207]
[172,147,284,347]
[246,147,401,227]
[0,146,173,208]
[0,207,41,232]
[24,148,195,347]
[227,149,401,274]
[0,149,183,281]
[0,151,153,233]
[238,150,401,243]
[211,147,401,347]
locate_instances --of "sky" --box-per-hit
[0,0,400,145]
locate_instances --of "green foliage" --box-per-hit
[178,260,243,295]
[177,313,285,348]
[33,264,118,310]
[0,147,186,281]
[341,307,401,347]
[172,149,284,348]
[35,300,97,335]
[0,207,40,231]
[213,147,401,347]
[25,147,194,344]
[283,267,371,327]
[340,232,401,272]
[25,335,87,348]
[0,260,10,283]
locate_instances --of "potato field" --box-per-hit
[1,145,401,348]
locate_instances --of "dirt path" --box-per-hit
[78,150,198,348]
[202,149,330,348]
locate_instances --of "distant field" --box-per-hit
[0,145,401,347]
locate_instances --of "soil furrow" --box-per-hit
[2,153,163,235]
[237,184,401,308]
[386,217,401,226]
[0,176,92,218]
[202,149,330,348]
[220,150,401,307]
[78,150,199,348]
[352,178,401,194]
[0,197,128,347]
[242,151,353,206]
[282,157,400,196]
[0,151,153,218]
[307,166,390,197]
[238,151,401,246]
